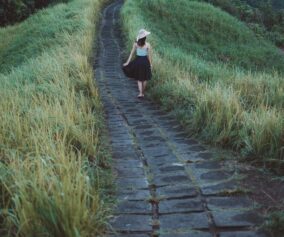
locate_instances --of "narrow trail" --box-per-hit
[95,1,267,237]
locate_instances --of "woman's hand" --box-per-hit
[123,62,128,67]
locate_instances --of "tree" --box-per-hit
[0,0,66,26]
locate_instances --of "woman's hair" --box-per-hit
[137,37,146,47]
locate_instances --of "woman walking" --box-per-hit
[123,29,152,98]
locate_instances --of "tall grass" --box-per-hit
[121,0,284,169]
[0,0,111,236]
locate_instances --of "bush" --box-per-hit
[0,0,68,26]
[204,0,284,47]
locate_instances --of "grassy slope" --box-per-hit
[0,1,83,73]
[136,0,284,72]
[0,0,111,236]
[122,0,284,167]
[248,0,284,9]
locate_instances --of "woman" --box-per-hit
[123,29,152,98]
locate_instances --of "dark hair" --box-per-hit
[137,37,146,47]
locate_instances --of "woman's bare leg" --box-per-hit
[137,81,143,97]
[142,81,147,95]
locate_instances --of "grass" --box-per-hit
[0,0,112,236]
[121,0,284,168]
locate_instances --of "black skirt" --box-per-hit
[122,56,152,81]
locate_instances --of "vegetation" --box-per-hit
[0,0,69,26]
[203,0,284,47]
[0,0,111,236]
[122,0,284,170]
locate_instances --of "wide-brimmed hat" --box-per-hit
[136,29,151,41]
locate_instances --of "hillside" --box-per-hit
[0,2,83,73]
[204,0,284,47]
[272,0,284,9]
[127,0,284,73]
[247,0,284,9]
[0,0,67,26]
[122,0,284,168]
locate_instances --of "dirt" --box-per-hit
[239,164,284,215]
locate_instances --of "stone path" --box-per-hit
[94,1,268,237]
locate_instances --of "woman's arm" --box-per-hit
[147,43,153,68]
[123,43,136,66]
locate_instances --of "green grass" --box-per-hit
[0,0,112,236]
[122,0,284,167]
[203,0,284,47]
[127,0,284,73]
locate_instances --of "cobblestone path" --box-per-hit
[95,1,268,237]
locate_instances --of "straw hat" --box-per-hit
[136,29,151,41]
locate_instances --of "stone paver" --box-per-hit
[206,196,254,211]
[219,232,267,237]
[115,178,149,190]
[160,232,212,237]
[159,213,209,230]
[200,180,240,195]
[212,210,263,228]
[117,189,151,201]
[156,184,198,200]
[159,198,203,214]
[109,235,149,237]
[115,200,152,214]
[153,172,192,186]
[109,214,152,232]
[95,1,267,236]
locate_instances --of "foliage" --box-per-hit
[0,0,112,236]
[203,0,284,47]
[0,0,68,26]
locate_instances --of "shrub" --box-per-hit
[0,0,69,26]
